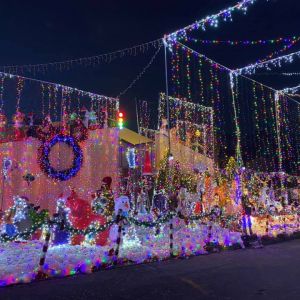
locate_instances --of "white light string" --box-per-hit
[166,0,260,42]
[188,36,299,45]
[160,92,212,111]
[0,39,163,75]
[279,84,300,95]
[253,72,300,76]
[282,72,300,76]
[235,49,300,75]
[0,71,118,102]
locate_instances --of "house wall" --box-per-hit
[0,128,119,213]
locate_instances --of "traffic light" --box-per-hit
[118,112,124,129]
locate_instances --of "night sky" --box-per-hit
[0,0,299,129]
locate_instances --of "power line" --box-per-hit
[117,44,162,98]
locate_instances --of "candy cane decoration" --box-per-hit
[113,211,123,265]
[207,222,213,243]
[283,215,287,234]
[36,229,51,280]
[169,219,174,257]
[265,215,269,236]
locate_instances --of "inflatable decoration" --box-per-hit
[66,191,109,246]
[52,194,70,245]
[114,195,130,217]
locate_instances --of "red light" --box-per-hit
[118,112,123,118]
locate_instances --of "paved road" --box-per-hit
[1,240,300,300]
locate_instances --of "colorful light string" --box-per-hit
[188,36,300,46]
[168,40,299,175]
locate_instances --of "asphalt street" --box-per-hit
[1,239,300,300]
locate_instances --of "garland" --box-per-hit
[127,212,176,228]
[57,220,115,235]
[0,221,46,243]
[1,210,297,243]
[39,135,83,181]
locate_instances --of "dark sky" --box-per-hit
[0,0,299,128]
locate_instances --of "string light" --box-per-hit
[189,36,299,46]
[280,84,300,94]
[168,41,299,174]
[16,77,24,112]
[126,148,136,169]
[229,72,243,165]
[41,83,46,117]
[0,71,119,106]
[159,93,213,158]
[0,39,163,75]
[186,50,192,99]
[0,74,5,111]
[257,37,300,64]
[235,49,300,75]
[282,72,300,76]
[167,0,260,43]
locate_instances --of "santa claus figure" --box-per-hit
[52,194,70,245]
[66,190,109,246]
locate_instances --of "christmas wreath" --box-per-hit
[39,135,83,181]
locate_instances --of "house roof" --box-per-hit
[119,128,152,145]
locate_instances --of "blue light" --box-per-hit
[39,135,83,181]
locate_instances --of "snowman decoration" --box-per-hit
[52,194,71,245]
[109,195,130,243]
[12,196,33,234]
[114,195,130,217]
